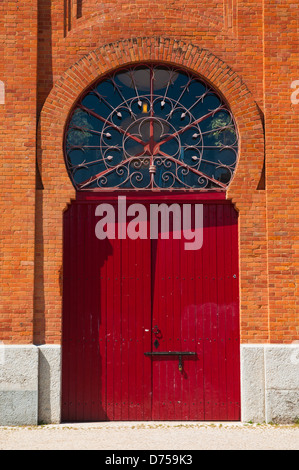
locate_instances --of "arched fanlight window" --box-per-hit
[64,64,239,190]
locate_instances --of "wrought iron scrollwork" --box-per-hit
[64,64,239,190]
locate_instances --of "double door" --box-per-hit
[61,195,240,421]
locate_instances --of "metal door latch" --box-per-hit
[144,351,197,372]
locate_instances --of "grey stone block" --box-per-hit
[266,390,299,424]
[0,390,38,426]
[38,345,61,424]
[240,345,265,423]
[0,345,38,426]
[241,344,299,424]
[265,344,299,423]
[265,345,299,390]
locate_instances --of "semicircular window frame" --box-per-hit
[64,63,239,191]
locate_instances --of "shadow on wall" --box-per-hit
[37,0,53,116]
[34,0,54,343]
[38,346,62,424]
[64,0,83,35]
[38,348,51,423]
[77,0,83,19]
[33,187,45,344]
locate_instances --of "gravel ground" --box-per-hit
[0,421,298,450]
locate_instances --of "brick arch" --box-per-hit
[36,37,266,344]
[38,37,264,203]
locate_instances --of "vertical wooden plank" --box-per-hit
[106,208,116,420]
[134,211,151,420]
[172,230,182,420]
[93,203,106,421]
[68,203,78,421]
[65,203,76,421]
[87,202,96,420]
[194,209,205,420]
[181,214,190,420]
[173,232,181,420]
[162,232,175,421]
[209,204,219,420]
[191,207,199,420]
[231,206,241,420]
[135,227,143,420]
[184,204,197,420]
[82,202,90,421]
[72,203,81,421]
[88,202,98,421]
[120,209,129,420]
[151,234,160,420]
[61,206,71,421]
[156,233,165,419]
[81,203,89,420]
[216,203,228,420]
[74,202,83,421]
[223,203,234,420]
[127,229,137,420]
[99,234,108,419]
[112,208,122,420]
[78,203,85,421]
[126,222,135,420]
[89,202,97,420]
[202,204,213,420]
[160,236,168,420]
[143,213,152,420]
[165,229,176,420]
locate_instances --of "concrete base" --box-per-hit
[38,345,61,424]
[0,343,298,425]
[0,344,61,426]
[241,344,299,424]
[0,345,38,426]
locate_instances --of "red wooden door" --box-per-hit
[150,202,240,420]
[61,194,240,422]
[61,199,152,421]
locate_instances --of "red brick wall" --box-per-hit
[0,0,38,343]
[0,0,298,344]
[264,1,299,342]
